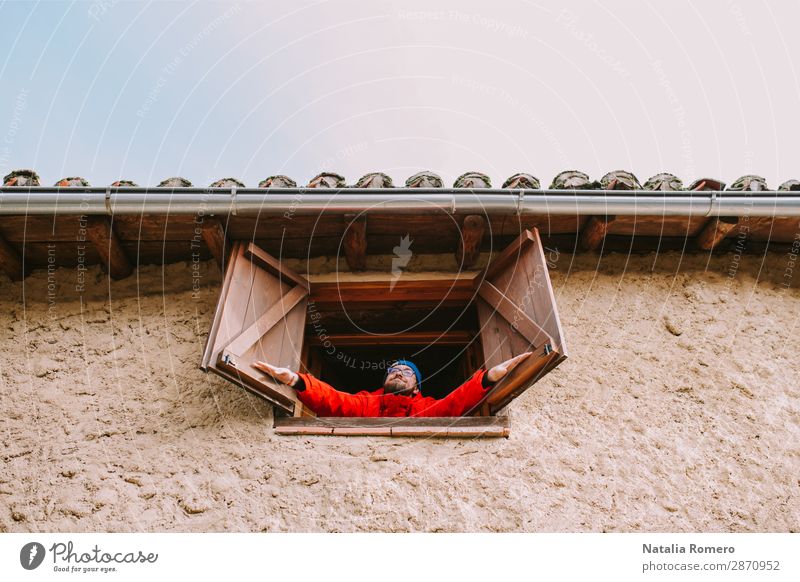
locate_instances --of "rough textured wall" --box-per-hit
[1,251,799,532]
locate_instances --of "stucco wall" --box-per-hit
[2,250,799,532]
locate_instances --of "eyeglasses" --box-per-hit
[387,366,415,378]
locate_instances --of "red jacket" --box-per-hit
[295,368,492,417]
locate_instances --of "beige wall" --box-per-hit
[2,250,799,532]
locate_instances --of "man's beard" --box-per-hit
[384,377,411,394]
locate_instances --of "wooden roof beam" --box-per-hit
[0,235,24,281]
[696,217,739,251]
[579,215,615,251]
[577,176,629,251]
[343,213,367,271]
[85,217,133,279]
[456,215,485,268]
[200,217,230,269]
[691,178,737,251]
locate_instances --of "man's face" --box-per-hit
[383,364,417,396]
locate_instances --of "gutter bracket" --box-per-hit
[104,187,112,216]
[706,190,717,218]
[516,189,525,216]
[231,187,238,216]
[450,193,456,214]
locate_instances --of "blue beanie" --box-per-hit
[385,359,422,391]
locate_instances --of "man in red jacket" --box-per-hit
[252,352,531,417]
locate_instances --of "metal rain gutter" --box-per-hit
[0,187,799,217]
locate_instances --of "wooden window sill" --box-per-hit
[273,416,510,438]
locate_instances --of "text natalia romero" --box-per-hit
[643,544,735,554]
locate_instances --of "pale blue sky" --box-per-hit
[1,0,798,187]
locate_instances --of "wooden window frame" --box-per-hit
[201,228,567,438]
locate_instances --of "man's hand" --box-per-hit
[486,351,532,383]
[253,361,299,387]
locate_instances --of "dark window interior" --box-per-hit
[306,344,470,399]
[303,303,483,400]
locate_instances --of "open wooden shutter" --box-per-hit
[472,228,567,414]
[201,241,310,416]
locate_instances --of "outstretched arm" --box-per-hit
[486,351,532,383]
[252,361,299,387]
[252,361,368,416]
[420,351,533,417]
